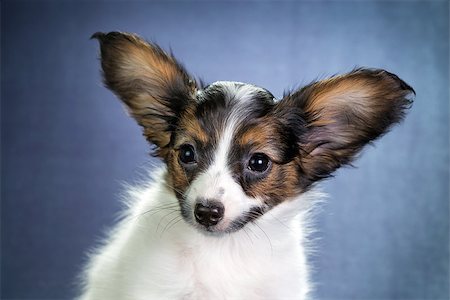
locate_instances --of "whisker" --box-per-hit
[156,210,179,234]
[267,212,294,232]
[160,215,182,237]
[163,216,184,236]
[134,203,179,218]
[159,181,185,195]
[126,204,179,226]
[253,222,273,257]
[242,227,254,246]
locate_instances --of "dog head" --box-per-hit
[92,32,414,234]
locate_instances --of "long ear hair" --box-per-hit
[275,68,414,186]
[92,32,198,158]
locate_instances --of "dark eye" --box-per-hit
[179,144,197,165]
[248,153,271,173]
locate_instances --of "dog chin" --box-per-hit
[194,225,230,236]
[195,226,241,237]
[190,216,252,236]
[179,214,245,236]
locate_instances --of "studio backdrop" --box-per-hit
[1,1,449,299]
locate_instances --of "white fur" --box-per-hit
[79,167,321,300]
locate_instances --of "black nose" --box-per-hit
[194,201,224,227]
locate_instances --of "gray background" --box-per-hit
[2,1,448,299]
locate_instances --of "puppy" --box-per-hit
[80,32,414,300]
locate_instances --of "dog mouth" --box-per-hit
[225,206,265,232]
[180,203,265,235]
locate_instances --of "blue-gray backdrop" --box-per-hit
[2,1,449,299]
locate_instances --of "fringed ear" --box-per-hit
[91,31,198,157]
[277,68,414,185]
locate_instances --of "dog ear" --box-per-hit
[276,68,414,185]
[92,32,197,157]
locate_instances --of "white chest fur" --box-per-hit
[80,169,318,300]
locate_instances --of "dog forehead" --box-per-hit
[180,81,291,160]
[176,81,281,162]
[193,81,275,123]
[181,82,273,143]
[196,81,274,108]
[201,81,275,103]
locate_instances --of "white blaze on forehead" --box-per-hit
[210,81,263,172]
[212,119,237,174]
[210,81,268,104]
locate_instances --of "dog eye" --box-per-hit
[179,144,197,165]
[248,153,271,173]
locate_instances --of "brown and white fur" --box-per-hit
[80,32,414,300]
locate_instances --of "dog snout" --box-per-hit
[194,200,224,227]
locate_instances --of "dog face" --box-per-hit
[93,32,414,234]
[166,82,302,233]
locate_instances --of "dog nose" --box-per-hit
[194,201,224,227]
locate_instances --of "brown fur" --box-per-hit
[164,113,212,200]
[245,160,302,207]
[233,118,303,204]
[91,32,197,157]
[166,147,190,199]
[179,108,210,146]
[278,68,414,185]
[237,119,283,162]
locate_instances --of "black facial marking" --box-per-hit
[195,85,228,142]
[228,206,265,232]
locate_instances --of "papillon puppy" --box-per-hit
[80,31,414,300]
